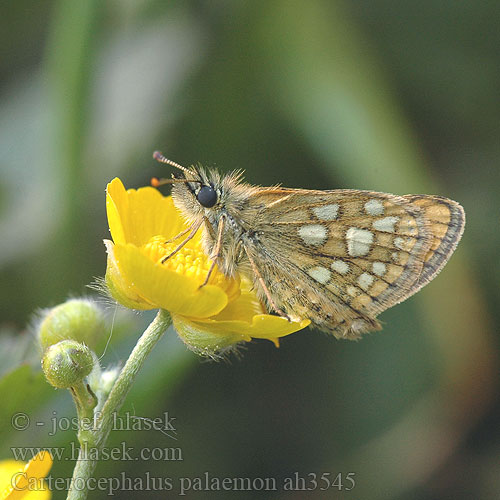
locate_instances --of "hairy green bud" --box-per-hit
[42,340,94,389]
[38,298,105,350]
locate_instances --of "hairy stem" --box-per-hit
[66,310,172,500]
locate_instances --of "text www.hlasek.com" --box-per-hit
[10,442,182,462]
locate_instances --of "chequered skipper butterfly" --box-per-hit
[152,152,465,339]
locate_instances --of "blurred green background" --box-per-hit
[1,1,499,498]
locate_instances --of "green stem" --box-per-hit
[70,381,97,445]
[66,310,172,500]
[67,448,98,500]
[71,382,97,420]
[96,310,172,444]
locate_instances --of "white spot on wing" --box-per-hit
[331,260,349,274]
[372,262,386,276]
[307,266,331,284]
[346,228,374,257]
[358,272,374,290]
[373,216,399,233]
[313,204,339,221]
[298,224,328,246]
[364,199,384,216]
[394,237,405,249]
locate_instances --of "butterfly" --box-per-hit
[152,152,465,339]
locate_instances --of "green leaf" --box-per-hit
[0,364,54,444]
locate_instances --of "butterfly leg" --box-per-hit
[203,215,217,241]
[243,246,291,321]
[199,216,226,288]
[161,220,202,263]
[163,226,191,244]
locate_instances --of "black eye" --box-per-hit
[197,185,218,208]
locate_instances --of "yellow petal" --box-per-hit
[2,451,52,500]
[0,461,22,499]
[106,178,192,247]
[180,314,310,340]
[106,178,129,245]
[104,240,153,310]
[173,301,309,355]
[213,289,265,322]
[112,243,228,317]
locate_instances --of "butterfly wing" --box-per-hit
[401,195,465,297]
[240,188,464,339]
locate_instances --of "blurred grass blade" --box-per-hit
[40,0,102,298]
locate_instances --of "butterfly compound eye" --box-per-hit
[197,185,218,208]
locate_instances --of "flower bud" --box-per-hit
[38,298,105,350]
[42,340,94,389]
[173,317,247,357]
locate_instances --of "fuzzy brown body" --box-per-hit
[169,164,465,339]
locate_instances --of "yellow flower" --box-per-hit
[105,178,309,354]
[0,451,52,500]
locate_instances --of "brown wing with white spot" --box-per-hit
[242,188,463,339]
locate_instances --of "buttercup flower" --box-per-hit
[0,450,52,499]
[105,178,309,354]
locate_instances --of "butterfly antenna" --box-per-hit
[151,177,177,187]
[153,151,192,176]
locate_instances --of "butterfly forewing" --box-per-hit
[402,195,465,297]
[246,188,460,337]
